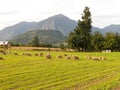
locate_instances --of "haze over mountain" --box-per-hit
[0,14,120,41]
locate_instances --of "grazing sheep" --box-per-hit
[57,55,62,59]
[46,54,52,59]
[34,53,39,56]
[99,57,103,60]
[72,56,79,60]
[66,56,71,60]
[86,56,92,60]
[0,57,4,61]
[0,50,7,55]
[27,53,32,56]
[21,52,25,55]
[21,52,27,56]
[14,53,18,55]
[39,53,43,57]
[101,57,107,60]
[92,57,99,61]
[98,56,107,60]
[22,52,32,56]
[3,52,7,55]
[64,54,67,57]
[0,50,4,53]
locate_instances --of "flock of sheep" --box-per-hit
[86,55,107,61]
[0,50,107,61]
[21,52,80,60]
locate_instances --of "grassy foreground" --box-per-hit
[0,49,120,90]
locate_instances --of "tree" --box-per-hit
[113,33,120,51]
[67,6,92,51]
[32,35,39,47]
[91,31,104,51]
[80,7,92,51]
[103,32,115,51]
[59,43,66,51]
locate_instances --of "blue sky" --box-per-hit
[0,0,120,30]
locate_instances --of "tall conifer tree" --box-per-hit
[67,6,92,51]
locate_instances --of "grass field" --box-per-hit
[0,49,120,90]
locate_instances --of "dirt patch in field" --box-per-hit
[11,46,61,51]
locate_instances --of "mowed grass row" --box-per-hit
[0,50,120,90]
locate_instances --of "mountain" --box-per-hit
[92,27,104,34]
[0,14,120,41]
[103,24,120,33]
[0,14,77,40]
[10,30,65,45]
[0,22,36,40]
[35,14,77,35]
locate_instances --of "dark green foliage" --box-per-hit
[91,31,120,51]
[114,33,120,51]
[91,31,104,51]
[59,43,66,51]
[67,6,92,51]
[10,30,65,46]
[103,32,120,51]
[103,32,116,50]
[32,35,39,47]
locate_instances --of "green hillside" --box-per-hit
[10,30,65,45]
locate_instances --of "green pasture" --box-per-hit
[0,49,120,90]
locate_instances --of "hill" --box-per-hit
[35,14,77,36]
[0,14,77,40]
[0,14,120,41]
[0,22,36,40]
[10,30,65,45]
[103,24,120,33]
[92,27,104,34]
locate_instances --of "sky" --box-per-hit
[0,0,120,30]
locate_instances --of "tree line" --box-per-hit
[67,7,120,52]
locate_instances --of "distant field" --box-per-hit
[0,49,120,90]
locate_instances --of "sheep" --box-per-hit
[2,52,6,55]
[101,57,107,60]
[0,50,7,55]
[34,53,39,56]
[92,57,99,61]
[66,56,71,60]
[14,53,18,56]
[64,54,67,57]
[0,50,4,53]
[57,55,62,59]
[0,57,4,61]
[72,56,79,60]
[86,56,92,60]
[39,53,43,57]
[21,52,27,56]
[99,57,103,60]
[27,53,32,56]
[21,53,25,56]
[46,54,52,59]
[97,56,107,60]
